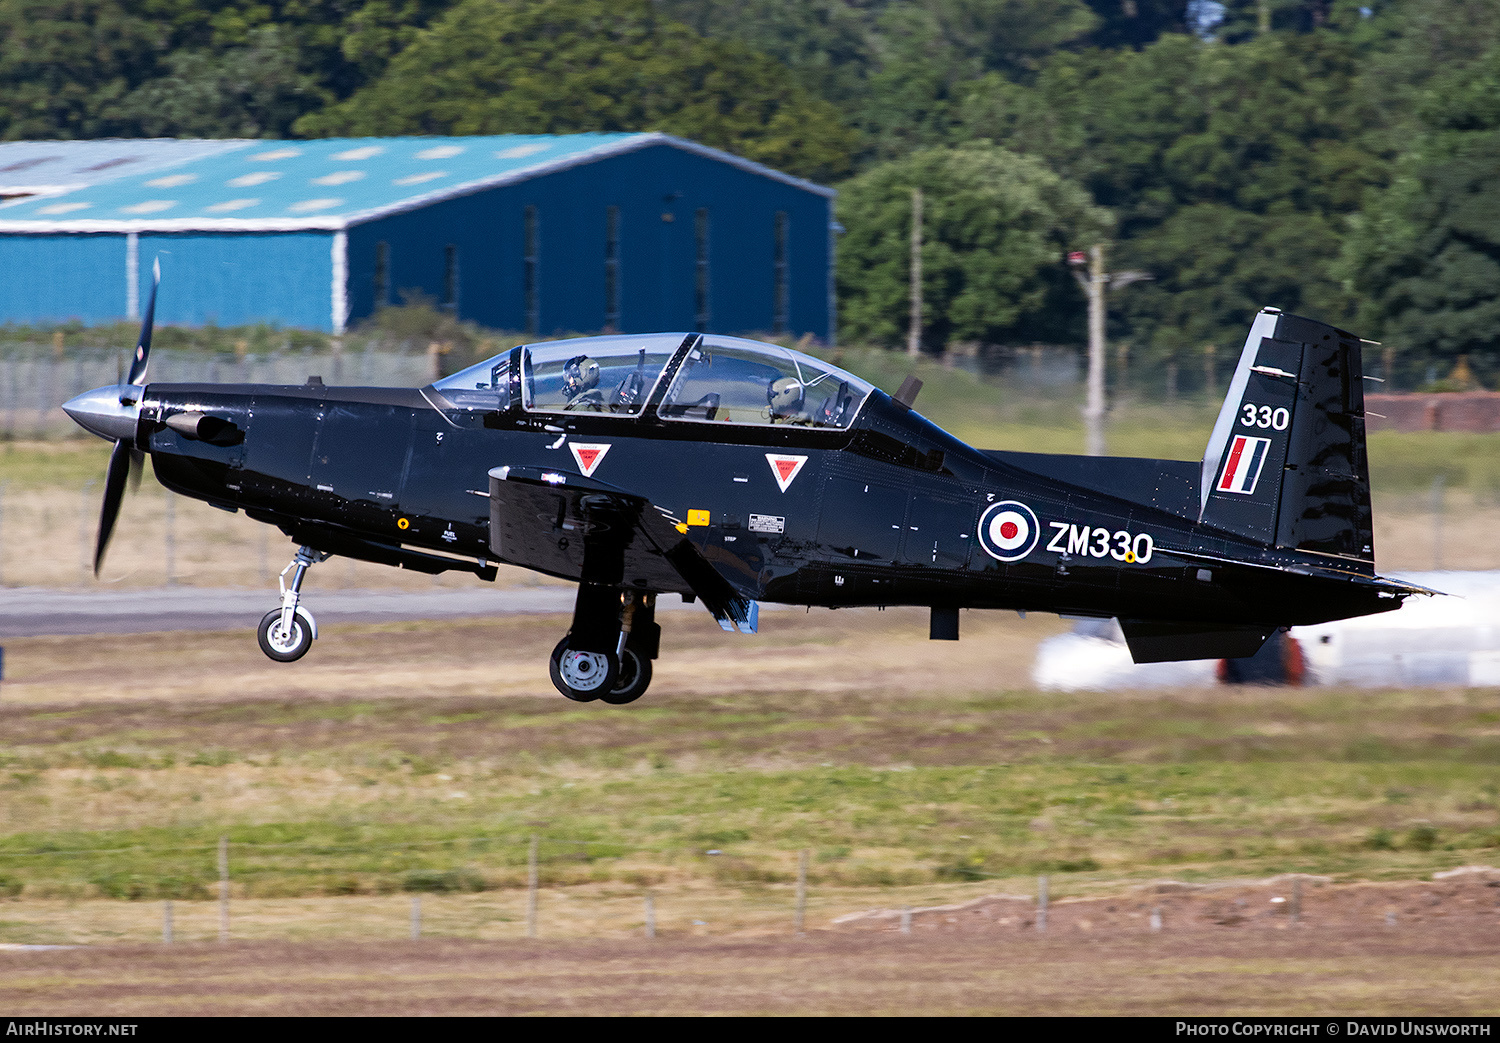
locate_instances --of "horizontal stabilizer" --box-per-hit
[1118,618,1273,663]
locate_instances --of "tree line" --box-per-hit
[1,0,1494,382]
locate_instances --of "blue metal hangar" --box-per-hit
[0,134,836,339]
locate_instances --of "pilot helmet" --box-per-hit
[562,355,600,398]
[768,375,804,414]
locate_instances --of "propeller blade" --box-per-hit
[95,439,133,575]
[126,257,160,387]
[128,447,144,494]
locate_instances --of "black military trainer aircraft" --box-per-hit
[64,270,1426,703]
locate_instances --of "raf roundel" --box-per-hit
[978,500,1040,562]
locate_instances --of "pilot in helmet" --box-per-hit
[562,355,601,402]
[767,375,807,423]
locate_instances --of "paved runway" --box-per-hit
[0,585,616,638]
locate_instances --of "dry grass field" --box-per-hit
[3,409,1500,1013]
[4,926,1499,1016]
[0,607,1498,1012]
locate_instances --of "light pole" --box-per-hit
[908,188,923,359]
[1069,245,1151,456]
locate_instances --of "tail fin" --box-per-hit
[1199,308,1375,572]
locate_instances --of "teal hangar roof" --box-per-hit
[0,133,834,233]
[0,139,252,198]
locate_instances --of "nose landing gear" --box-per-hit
[257,545,327,663]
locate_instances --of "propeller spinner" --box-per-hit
[60,258,159,574]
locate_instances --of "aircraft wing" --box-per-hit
[487,465,759,633]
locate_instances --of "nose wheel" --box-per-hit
[258,609,313,662]
[257,545,326,663]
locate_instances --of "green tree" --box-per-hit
[114,25,328,138]
[0,1,451,140]
[127,1,453,100]
[296,0,857,182]
[1078,0,1190,48]
[835,143,1112,349]
[858,0,1099,160]
[650,0,876,113]
[959,30,1386,354]
[0,0,162,139]
[1339,43,1500,383]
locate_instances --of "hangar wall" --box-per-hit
[136,232,334,330]
[343,143,832,339]
[0,231,335,331]
[0,136,834,342]
[0,233,127,325]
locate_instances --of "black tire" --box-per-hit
[600,646,652,704]
[257,609,312,663]
[549,636,618,701]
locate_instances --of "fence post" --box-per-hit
[411,894,421,940]
[526,834,538,939]
[1432,474,1445,570]
[36,354,52,440]
[165,491,176,585]
[78,480,95,579]
[900,906,911,935]
[795,849,808,935]
[1036,874,1048,933]
[1291,877,1302,925]
[163,900,173,944]
[218,836,229,942]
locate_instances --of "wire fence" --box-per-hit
[0,344,434,441]
[0,831,1076,943]
[0,339,1243,444]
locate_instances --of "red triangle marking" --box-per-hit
[766,453,807,491]
[570,443,610,476]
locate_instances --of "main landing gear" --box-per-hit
[549,589,659,704]
[257,545,326,663]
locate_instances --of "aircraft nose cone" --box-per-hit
[61,385,142,443]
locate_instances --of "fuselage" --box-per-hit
[129,369,1398,633]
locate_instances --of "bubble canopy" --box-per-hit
[658,336,874,429]
[431,334,875,429]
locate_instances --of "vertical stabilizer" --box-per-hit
[1198,308,1375,572]
[1201,308,1282,514]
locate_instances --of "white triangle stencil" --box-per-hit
[765,453,808,492]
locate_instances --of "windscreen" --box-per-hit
[430,351,513,411]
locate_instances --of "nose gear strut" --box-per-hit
[256,545,328,662]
